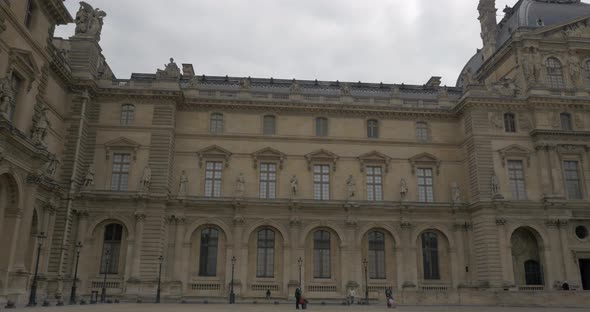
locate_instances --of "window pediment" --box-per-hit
[556,144,587,157]
[305,149,338,171]
[358,151,391,172]
[409,153,441,175]
[251,147,286,169]
[498,144,531,167]
[9,48,40,91]
[197,145,232,168]
[104,137,140,160]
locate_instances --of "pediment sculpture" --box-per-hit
[156,58,181,79]
[74,2,107,41]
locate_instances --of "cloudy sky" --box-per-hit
[55,0,517,86]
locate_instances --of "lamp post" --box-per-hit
[69,241,83,304]
[100,250,110,303]
[229,256,236,304]
[27,232,47,307]
[156,255,163,303]
[362,258,369,305]
[297,257,303,288]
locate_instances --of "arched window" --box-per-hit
[313,230,331,278]
[210,113,224,134]
[100,223,123,274]
[422,232,440,280]
[416,121,428,141]
[120,104,134,125]
[524,260,543,285]
[315,117,328,137]
[560,113,572,131]
[199,227,219,276]
[367,119,379,138]
[504,113,516,133]
[546,57,565,89]
[256,229,275,277]
[263,115,276,135]
[368,231,385,279]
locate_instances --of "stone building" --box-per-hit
[1,0,590,306]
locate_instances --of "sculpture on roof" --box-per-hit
[240,78,251,91]
[290,79,301,94]
[74,2,107,41]
[341,83,351,96]
[156,58,181,79]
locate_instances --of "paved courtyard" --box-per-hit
[6,304,589,312]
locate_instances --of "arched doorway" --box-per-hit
[511,227,544,286]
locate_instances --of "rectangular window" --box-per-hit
[507,160,527,200]
[417,168,434,203]
[313,164,330,200]
[259,163,277,199]
[263,115,276,135]
[366,166,383,201]
[110,153,130,191]
[315,118,328,137]
[564,161,583,200]
[204,161,223,197]
[416,122,429,141]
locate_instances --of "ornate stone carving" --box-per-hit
[156,58,181,79]
[251,147,286,170]
[139,165,151,192]
[488,78,519,97]
[357,151,391,173]
[495,218,506,226]
[232,215,245,225]
[400,178,408,202]
[290,79,301,94]
[451,182,462,203]
[0,74,15,119]
[567,51,582,87]
[498,144,531,167]
[31,106,50,146]
[575,113,585,130]
[178,170,188,197]
[235,173,245,198]
[289,215,301,226]
[562,20,589,38]
[239,78,251,91]
[409,153,441,176]
[81,166,95,191]
[197,145,232,168]
[74,2,107,41]
[400,221,412,230]
[187,76,200,89]
[289,175,299,198]
[557,144,586,155]
[345,175,356,200]
[134,213,146,222]
[490,112,504,130]
[521,49,541,84]
[340,83,351,96]
[305,149,338,171]
[491,173,500,196]
[43,157,59,178]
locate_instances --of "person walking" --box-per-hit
[295,287,302,309]
[348,287,355,305]
[266,288,271,300]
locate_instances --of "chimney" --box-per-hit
[478,0,498,61]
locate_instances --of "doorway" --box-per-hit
[580,259,590,290]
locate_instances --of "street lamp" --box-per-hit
[100,250,110,303]
[297,257,303,288]
[362,258,369,305]
[27,232,47,307]
[229,256,236,304]
[69,241,83,304]
[156,255,163,303]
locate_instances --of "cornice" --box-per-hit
[96,88,182,101]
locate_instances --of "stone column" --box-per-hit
[548,146,564,196]
[401,222,417,288]
[535,145,552,195]
[173,217,185,282]
[41,203,57,274]
[558,220,576,283]
[495,218,512,285]
[131,213,146,279]
[452,223,467,287]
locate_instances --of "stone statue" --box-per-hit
[139,165,151,192]
[239,78,251,90]
[451,182,461,203]
[341,83,351,96]
[81,166,95,191]
[31,107,50,145]
[178,170,189,197]
[74,2,107,41]
[187,76,200,89]
[491,173,500,196]
[0,75,14,117]
[290,175,299,198]
[400,178,408,201]
[290,79,301,94]
[156,58,181,79]
[567,51,581,87]
[345,175,356,200]
[235,173,245,198]
[44,158,59,178]
[522,53,540,83]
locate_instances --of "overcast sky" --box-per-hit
[55,0,517,86]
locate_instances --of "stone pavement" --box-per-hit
[5,304,589,312]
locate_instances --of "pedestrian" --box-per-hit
[385,287,395,308]
[301,296,308,310]
[266,288,271,300]
[348,287,355,305]
[295,287,302,309]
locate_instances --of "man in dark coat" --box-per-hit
[295,287,302,309]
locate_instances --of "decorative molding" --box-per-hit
[134,213,146,222]
[196,145,232,168]
[305,149,339,171]
[251,147,286,170]
[498,144,532,167]
[495,218,507,226]
[8,48,40,91]
[400,221,412,230]
[408,152,441,175]
[104,137,140,160]
[357,150,392,173]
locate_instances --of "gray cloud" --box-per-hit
[55,0,517,86]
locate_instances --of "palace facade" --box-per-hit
[1,0,590,306]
